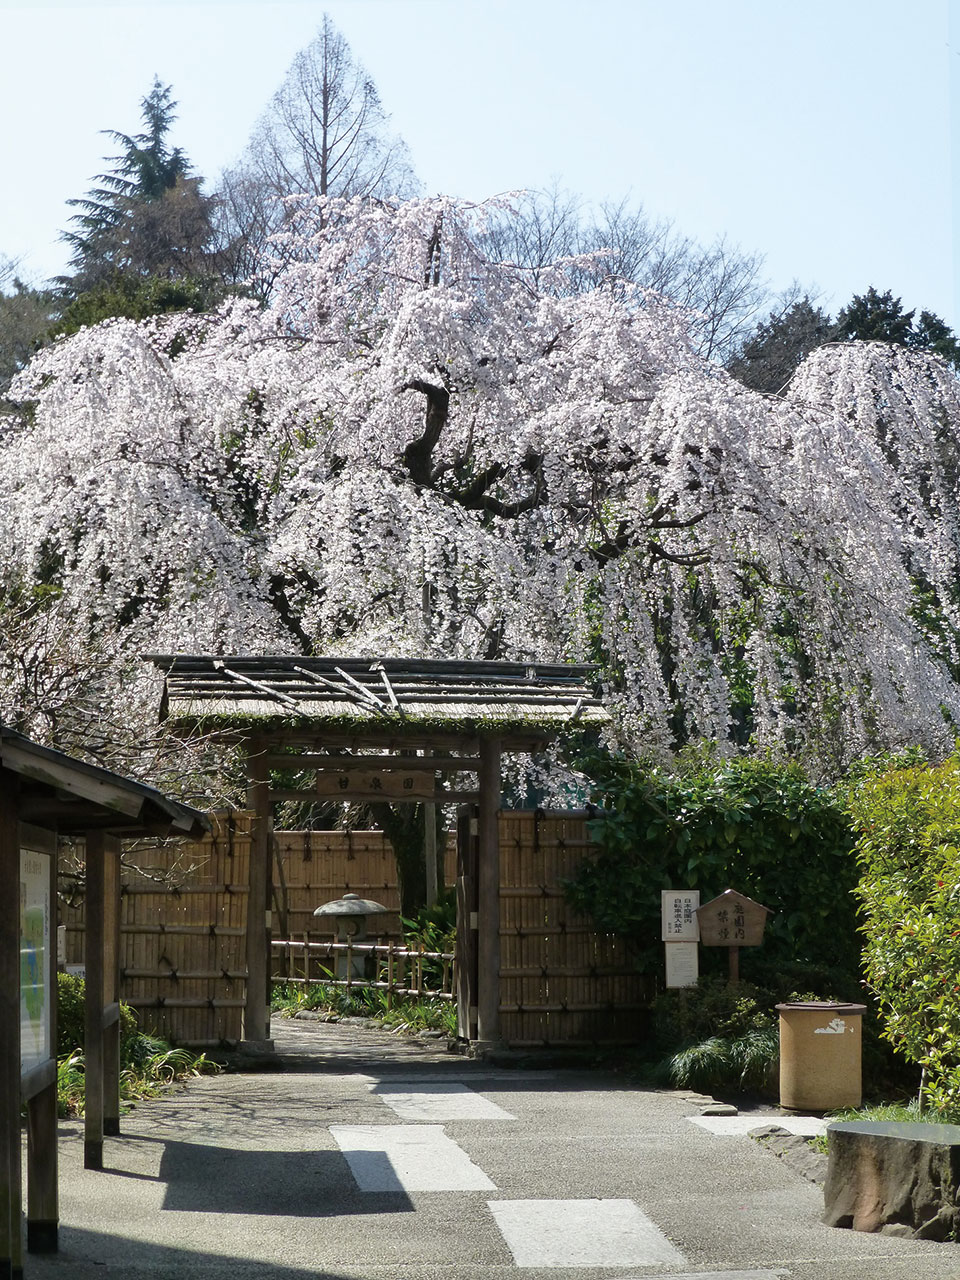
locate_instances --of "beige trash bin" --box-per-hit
[776,1001,866,1111]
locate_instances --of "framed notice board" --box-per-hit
[20,837,53,1076]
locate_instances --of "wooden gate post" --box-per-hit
[0,770,23,1278]
[455,806,478,1040]
[476,738,502,1045]
[244,739,273,1046]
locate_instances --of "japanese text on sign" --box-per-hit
[661,890,700,942]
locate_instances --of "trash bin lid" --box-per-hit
[775,1001,866,1014]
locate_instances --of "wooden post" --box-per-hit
[0,769,23,1277]
[424,802,438,907]
[84,830,105,1171]
[102,839,121,1137]
[476,738,501,1045]
[455,805,478,1041]
[244,738,272,1046]
[26,835,58,1253]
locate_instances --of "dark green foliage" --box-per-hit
[56,971,138,1057]
[726,296,834,393]
[565,750,859,981]
[835,287,960,369]
[52,274,217,341]
[59,79,218,299]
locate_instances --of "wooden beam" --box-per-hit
[26,838,58,1254]
[244,739,272,1046]
[83,830,105,1171]
[476,739,502,1045]
[262,753,481,772]
[455,806,478,1042]
[0,769,23,1276]
[102,842,121,1138]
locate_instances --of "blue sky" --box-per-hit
[2,0,957,331]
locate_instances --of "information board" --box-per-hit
[20,847,51,1075]
[661,889,700,941]
[665,941,700,988]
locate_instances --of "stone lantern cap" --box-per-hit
[313,892,389,919]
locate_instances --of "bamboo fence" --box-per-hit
[497,811,653,1046]
[60,810,650,1049]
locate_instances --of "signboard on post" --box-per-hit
[661,890,700,941]
[665,941,699,988]
[20,846,51,1075]
[316,770,436,800]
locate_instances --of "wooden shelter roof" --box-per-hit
[145,655,609,740]
[0,725,209,837]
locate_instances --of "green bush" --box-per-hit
[57,972,138,1057]
[55,973,217,1116]
[851,752,960,1116]
[565,750,859,983]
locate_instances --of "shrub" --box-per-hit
[565,749,859,983]
[850,752,960,1116]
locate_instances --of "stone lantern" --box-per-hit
[313,893,390,979]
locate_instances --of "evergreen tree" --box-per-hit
[59,79,219,298]
[726,295,834,393]
[834,286,915,345]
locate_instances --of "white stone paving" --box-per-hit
[329,1123,497,1192]
[372,1081,516,1121]
[689,1114,827,1136]
[486,1198,688,1268]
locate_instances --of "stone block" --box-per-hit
[823,1119,960,1240]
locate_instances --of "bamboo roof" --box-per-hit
[0,725,209,837]
[145,655,609,740]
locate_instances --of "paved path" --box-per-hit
[23,1018,960,1279]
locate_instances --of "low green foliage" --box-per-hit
[565,749,859,982]
[55,973,218,1117]
[271,981,456,1037]
[850,752,960,1116]
[667,1027,779,1094]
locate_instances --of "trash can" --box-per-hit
[775,1001,866,1111]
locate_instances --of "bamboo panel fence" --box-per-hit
[60,812,252,1047]
[59,810,650,1049]
[497,811,653,1047]
[273,827,457,944]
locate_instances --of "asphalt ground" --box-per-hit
[20,1017,960,1280]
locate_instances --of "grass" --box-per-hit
[271,980,457,1037]
[809,1097,956,1154]
[56,1032,219,1118]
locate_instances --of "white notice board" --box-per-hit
[20,847,52,1075]
[661,890,700,941]
[665,942,699,989]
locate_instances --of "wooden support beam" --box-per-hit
[0,769,23,1277]
[26,837,58,1254]
[244,739,272,1046]
[83,830,105,1171]
[476,740,502,1045]
[262,753,481,772]
[102,844,121,1138]
[455,806,478,1041]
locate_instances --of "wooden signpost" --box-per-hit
[695,889,772,984]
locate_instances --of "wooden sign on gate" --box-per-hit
[316,770,436,800]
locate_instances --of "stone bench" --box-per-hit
[823,1119,960,1241]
